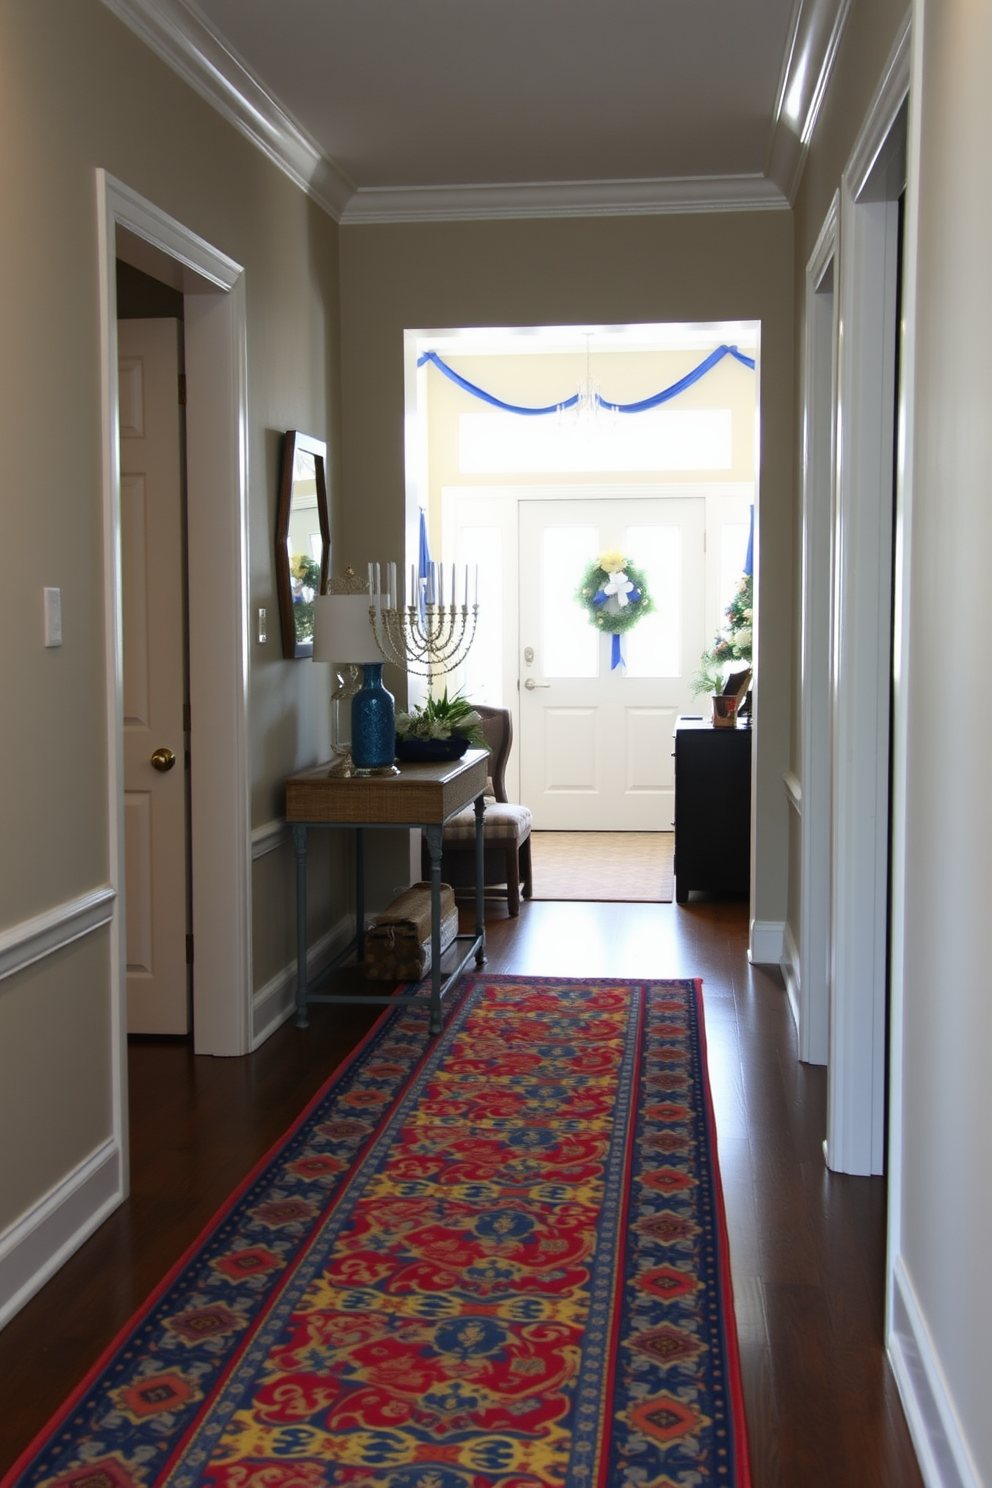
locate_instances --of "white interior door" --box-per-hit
[119,318,190,1035]
[519,498,705,830]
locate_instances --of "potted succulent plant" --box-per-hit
[394,688,488,761]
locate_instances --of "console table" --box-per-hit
[285,749,488,1035]
[673,716,752,902]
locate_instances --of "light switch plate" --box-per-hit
[43,587,62,647]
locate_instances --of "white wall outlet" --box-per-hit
[43,587,62,647]
[257,607,267,643]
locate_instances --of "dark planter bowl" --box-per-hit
[395,735,470,763]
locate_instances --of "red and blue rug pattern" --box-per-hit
[4,975,750,1488]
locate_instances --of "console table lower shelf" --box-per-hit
[285,749,489,1036]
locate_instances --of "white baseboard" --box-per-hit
[782,921,801,1031]
[889,1257,981,1488]
[0,1138,123,1331]
[749,918,786,965]
[251,913,354,1049]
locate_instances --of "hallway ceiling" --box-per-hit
[192,0,798,191]
[109,0,853,218]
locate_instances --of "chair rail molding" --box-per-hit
[0,887,115,985]
[251,819,289,860]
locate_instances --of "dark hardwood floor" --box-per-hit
[0,899,923,1486]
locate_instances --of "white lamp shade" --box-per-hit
[313,593,383,665]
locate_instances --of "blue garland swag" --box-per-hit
[417,343,755,417]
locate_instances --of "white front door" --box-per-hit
[119,318,190,1034]
[518,498,705,829]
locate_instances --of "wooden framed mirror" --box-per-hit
[276,430,330,658]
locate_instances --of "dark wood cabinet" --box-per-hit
[673,716,752,902]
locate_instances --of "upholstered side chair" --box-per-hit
[423,704,533,915]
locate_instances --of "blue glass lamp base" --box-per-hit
[351,663,397,771]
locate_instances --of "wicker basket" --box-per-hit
[364,881,459,981]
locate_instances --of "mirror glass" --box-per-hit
[276,431,329,658]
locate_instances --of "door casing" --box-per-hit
[97,170,252,1103]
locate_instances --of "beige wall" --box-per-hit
[338,213,794,924]
[787,0,992,1476]
[0,0,344,1237]
[897,0,992,1473]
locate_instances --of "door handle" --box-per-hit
[150,747,177,772]
[524,678,551,690]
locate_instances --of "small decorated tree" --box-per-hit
[692,572,753,697]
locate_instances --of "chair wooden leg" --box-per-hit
[505,846,520,916]
[520,836,533,900]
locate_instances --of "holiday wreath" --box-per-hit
[576,548,655,668]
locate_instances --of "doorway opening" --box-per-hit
[403,322,760,841]
[117,269,192,1036]
[98,172,252,1087]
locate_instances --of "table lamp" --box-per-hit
[313,576,399,776]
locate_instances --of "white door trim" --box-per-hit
[826,23,910,1176]
[97,170,253,1064]
[885,4,921,1352]
[798,192,839,1067]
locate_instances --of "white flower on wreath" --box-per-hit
[602,570,635,608]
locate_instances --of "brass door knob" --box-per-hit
[150,747,177,772]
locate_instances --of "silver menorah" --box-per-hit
[367,561,479,680]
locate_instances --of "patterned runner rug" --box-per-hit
[5,975,750,1488]
[529,833,675,903]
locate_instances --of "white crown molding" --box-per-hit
[0,886,116,985]
[341,174,788,225]
[99,0,355,220]
[765,0,855,204]
[99,1,790,225]
[102,0,797,224]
